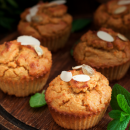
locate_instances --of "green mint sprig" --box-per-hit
[29,90,46,108]
[107,84,130,130]
[71,19,91,33]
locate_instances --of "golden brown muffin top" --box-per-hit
[0,40,52,81]
[18,2,72,38]
[94,0,130,30]
[73,28,130,68]
[45,68,112,116]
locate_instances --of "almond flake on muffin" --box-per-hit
[118,0,130,5]
[26,5,39,22]
[17,35,43,56]
[117,33,128,41]
[114,6,127,14]
[72,64,95,76]
[60,71,72,82]
[45,0,66,7]
[97,31,114,42]
[60,65,95,82]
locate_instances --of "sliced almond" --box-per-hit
[19,42,30,46]
[17,36,40,46]
[82,64,94,76]
[60,71,72,82]
[30,5,39,10]
[29,7,38,16]
[118,0,130,5]
[31,15,42,23]
[29,5,39,13]
[97,31,114,42]
[114,6,127,14]
[117,33,128,41]
[26,5,39,22]
[50,0,66,5]
[37,52,42,56]
[34,45,43,56]
[72,74,90,82]
[26,14,31,22]
[45,3,58,7]
[72,65,82,70]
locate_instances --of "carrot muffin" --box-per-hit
[73,28,130,81]
[94,0,130,39]
[18,2,72,51]
[0,36,52,97]
[45,65,112,130]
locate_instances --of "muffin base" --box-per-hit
[41,25,71,52]
[96,61,130,81]
[0,72,50,97]
[48,106,108,130]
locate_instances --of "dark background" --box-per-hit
[0,0,100,37]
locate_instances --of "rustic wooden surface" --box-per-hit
[0,0,130,130]
[1,30,130,130]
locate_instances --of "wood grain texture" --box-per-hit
[0,30,130,130]
[0,0,130,129]
[0,115,21,130]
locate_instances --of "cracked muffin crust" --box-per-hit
[0,40,52,97]
[94,0,130,39]
[18,2,72,51]
[73,28,130,81]
[45,68,111,129]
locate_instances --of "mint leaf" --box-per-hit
[109,110,129,122]
[111,84,130,110]
[117,94,130,114]
[71,19,91,32]
[109,110,122,119]
[120,112,128,122]
[29,91,46,108]
[107,116,130,130]
[107,119,120,130]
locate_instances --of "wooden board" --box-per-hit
[0,1,130,129]
[0,29,130,130]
